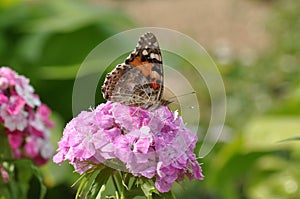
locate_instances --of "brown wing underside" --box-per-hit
[125,32,164,100]
[101,32,171,109]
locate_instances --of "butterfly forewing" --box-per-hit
[125,32,164,101]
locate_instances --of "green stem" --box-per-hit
[118,171,126,199]
[0,126,12,159]
[131,177,138,188]
[123,173,133,189]
[112,171,131,199]
[111,174,120,194]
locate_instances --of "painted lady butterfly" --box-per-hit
[101,32,171,110]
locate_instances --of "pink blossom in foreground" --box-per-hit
[0,67,54,166]
[0,165,9,183]
[54,101,203,193]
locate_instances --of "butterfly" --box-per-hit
[101,32,171,110]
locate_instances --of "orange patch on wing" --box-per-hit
[129,56,153,78]
[128,56,142,67]
[150,82,160,90]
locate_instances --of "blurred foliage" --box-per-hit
[181,0,300,198]
[1,0,300,198]
[0,0,135,121]
[0,159,46,199]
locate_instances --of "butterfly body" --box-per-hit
[101,32,171,110]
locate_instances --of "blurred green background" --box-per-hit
[1,0,299,198]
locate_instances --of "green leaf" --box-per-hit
[87,167,112,199]
[0,125,12,159]
[84,169,101,199]
[30,163,47,199]
[140,179,159,198]
[8,178,20,199]
[87,182,104,199]
[2,159,47,199]
[155,191,177,199]
[14,160,33,198]
[75,174,89,199]
[75,166,113,199]
[277,136,300,143]
[94,167,113,187]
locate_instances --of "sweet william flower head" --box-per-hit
[0,67,54,166]
[54,101,203,193]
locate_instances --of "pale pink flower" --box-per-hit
[54,101,203,192]
[0,104,28,131]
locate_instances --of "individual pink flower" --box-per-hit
[0,104,28,131]
[37,104,54,128]
[15,78,40,108]
[0,78,9,90]
[0,93,8,103]
[0,165,9,183]
[24,137,39,158]
[7,130,23,150]
[6,94,26,115]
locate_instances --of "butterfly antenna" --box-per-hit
[166,91,196,100]
[168,101,196,110]
[166,91,198,110]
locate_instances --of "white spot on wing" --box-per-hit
[155,54,159,60]
[142,50,148,55]
[149,53,162,61]
[150,53,155,59]
[157,54,162,61]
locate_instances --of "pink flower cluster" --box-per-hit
[53,101,203,192]
[0,67,54,166]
